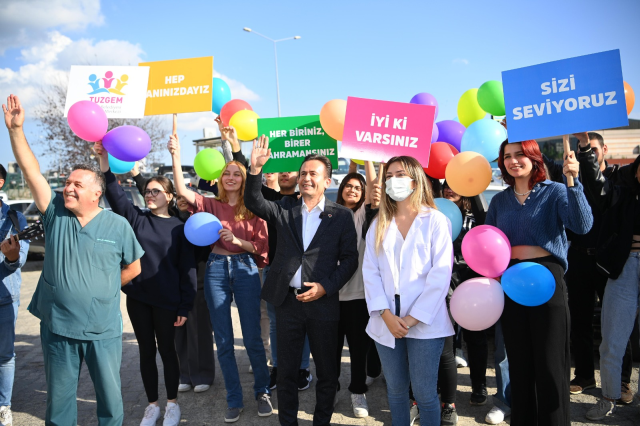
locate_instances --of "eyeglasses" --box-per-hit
[144,189,167,197]
[344,184,362,192]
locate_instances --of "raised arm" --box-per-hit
[167,134,196,205]
[94,141,140,223]
[244,136,283,223]
[3,95,51,213]
[130,162,147,197]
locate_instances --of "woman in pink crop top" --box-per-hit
[169,135,273,421]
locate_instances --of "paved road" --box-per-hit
[11,261,640,425]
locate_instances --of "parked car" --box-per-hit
[0,191,8,201]
[24,185,145,256]
[482,184,507,205]
[4,199,33,214]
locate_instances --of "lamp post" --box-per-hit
[243,27,300,117]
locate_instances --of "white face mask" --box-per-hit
[385,177,414,202]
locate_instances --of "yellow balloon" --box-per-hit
[445,151,492,197]
[352,159,364,165]
[229,110,260,141]
[457,89,486,128]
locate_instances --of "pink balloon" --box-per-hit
[461,225,511,278]
[67,101,108,142]
[450,278,505,331]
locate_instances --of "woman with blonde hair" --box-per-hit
[363,155,454,425]
[169,135,272,423]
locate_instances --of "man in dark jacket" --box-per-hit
[245,136,359,426]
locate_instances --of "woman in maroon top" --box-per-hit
[168,135,272,423]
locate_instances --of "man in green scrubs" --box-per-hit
[3,94,145,426]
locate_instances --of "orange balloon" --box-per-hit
[320,99,347,141]
[624,81,635,115]
[445,151,492,197]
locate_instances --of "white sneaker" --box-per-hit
[586,398,615,420]
[178,384,191,392]
[409,401,419,426]
[455,349,468,368]
[351,393,369,418]
[485,406,507,424]
[194,384,210,393]
[163,402,181,426]
[0,406,12,426]
[140,404,160,426]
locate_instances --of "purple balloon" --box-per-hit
[410,92,439,120]
[436,120,466,152]
[102,126,151,162]
[431,122,439,143]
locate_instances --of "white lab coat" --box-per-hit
[363,207,455,349]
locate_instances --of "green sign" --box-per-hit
[258,115,339,173]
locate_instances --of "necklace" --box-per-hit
[514,188,532,196]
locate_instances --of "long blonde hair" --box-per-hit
[374,156,436,253]
[216,161,254,221]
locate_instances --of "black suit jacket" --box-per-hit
[244,172,359,321]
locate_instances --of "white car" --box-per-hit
[4,199,34,214]
[483,185,507,205]
[0,191,8,202]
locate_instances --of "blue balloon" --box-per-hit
[211,78,232,114]
[501,262,555,306]
[434,198,463,240]
[108,154,134,174]
[460,119,508,162]
[184,212,223,246]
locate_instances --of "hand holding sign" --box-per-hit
[562,148,579,184]
[168,134,181,158]
[251,135,271,174]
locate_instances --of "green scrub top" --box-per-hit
[28,189,144,340]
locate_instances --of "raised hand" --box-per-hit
[2,95,25,130]
[563,150,579,179]
[572,132,590,148]
[216,115,238,144]
[168,134,180,157]
[93,140,109,172]
[250,135,271,174]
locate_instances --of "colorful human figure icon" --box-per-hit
[108,74,129,95]
[88,73,109,95]
[102,71,115,89]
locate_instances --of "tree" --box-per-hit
[33,79,168,173]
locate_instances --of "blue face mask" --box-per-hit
[385,177,414,202]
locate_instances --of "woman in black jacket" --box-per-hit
[578,134,640,421]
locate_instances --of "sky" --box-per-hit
[1,0,639,169]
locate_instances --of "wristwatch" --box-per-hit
[379,309,388,316]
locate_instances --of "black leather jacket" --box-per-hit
[577,146,640,279]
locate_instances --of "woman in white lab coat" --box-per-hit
[363,155,454,426]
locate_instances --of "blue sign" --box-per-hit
[502,50,628,142]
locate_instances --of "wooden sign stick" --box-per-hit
[563,135,574,187]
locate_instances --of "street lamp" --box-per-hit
[243,27,301,117]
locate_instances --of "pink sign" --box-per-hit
[341,96,436,166]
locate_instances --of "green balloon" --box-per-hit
[194,149,226,180]
[477,80,505,116]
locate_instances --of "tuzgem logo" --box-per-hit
[88,71,128,104]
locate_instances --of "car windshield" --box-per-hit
[336,158,350,174]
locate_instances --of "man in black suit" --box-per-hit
[245,136,359,426]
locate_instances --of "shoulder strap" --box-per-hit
[7,209,21,231]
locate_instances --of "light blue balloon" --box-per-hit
[434,198,463,240]
[184,212,223,246]
[460,119,508,162]
[211,78,232,114]
[108,153,134,174]
[501,262,555,306]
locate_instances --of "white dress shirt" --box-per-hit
[363,207,455,348]
[289,196,325,289]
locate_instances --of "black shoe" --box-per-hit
[470,386,488,406]
[297,369,312,391]
[269,367,277,390]
[441,403,458,425]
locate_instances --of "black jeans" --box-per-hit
[127,297,181,402]
[565,247,634,383]
[463,328,489,389]
[437,335,457,404]
[501,256,570,426]
[336,299,379,394]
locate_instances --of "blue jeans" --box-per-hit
[0,299,18,407]
[493,320,511,413]
[264,265,310,369]
[375,297,444,426]
[599,252,640,400]
[204,253,270,408]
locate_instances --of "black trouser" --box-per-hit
[565,247,634,383]
[174,288,216,386]
[127,297,180,402]
[501,256,570,426]
[463,328,489,389]
[276,292,339,426]
[437,335,457,404]
[336,299,378,394]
